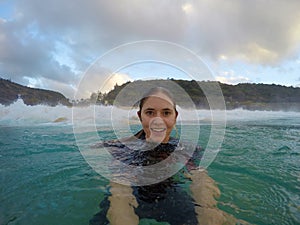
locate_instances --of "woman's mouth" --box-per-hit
[148,127,167,143]
[150,128,166,132]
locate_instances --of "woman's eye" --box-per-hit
[163,111,172,116]
[145,111,154,116]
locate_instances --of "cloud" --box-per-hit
[0,17,77,84]
[188,0,300,64]
[12,0,300,63]
[1,0,300,95]
[24,76,76,100]
[216,70,251,84]
[75,68,132,99]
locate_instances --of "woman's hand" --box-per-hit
[107,182,139,225]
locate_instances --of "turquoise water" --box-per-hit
[210,120,300,225]
[1,105,300,225]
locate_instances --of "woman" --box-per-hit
[90,87,241,225]
[136,86,179,144]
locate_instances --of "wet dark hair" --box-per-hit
[138,87,178,113]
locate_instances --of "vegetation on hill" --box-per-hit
[1,77,299,111]
[0,78,71,106]
[92,79,300,111]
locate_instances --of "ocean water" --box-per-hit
[0,100,299,225]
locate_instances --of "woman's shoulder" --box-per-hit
[173,139,203,171]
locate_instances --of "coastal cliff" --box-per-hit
[0,78,71,107]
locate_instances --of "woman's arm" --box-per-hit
[107,181,139,225]
[189,169,241,225]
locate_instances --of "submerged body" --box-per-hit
[90,133,201,225]
[90,133,243,225]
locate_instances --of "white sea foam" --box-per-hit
[1,99,299,126]
[0,99,72,126]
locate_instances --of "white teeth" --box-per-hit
[151,128,166,132]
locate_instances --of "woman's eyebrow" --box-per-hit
[144,108,172,111]
[144,108,155,111]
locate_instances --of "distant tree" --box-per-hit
[92,79,300,111]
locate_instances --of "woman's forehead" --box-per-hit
[143,94,174,108]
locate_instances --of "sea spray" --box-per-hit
[1,99,300,126]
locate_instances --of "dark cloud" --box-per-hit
[0,0,300,97]
[0,18,76,82]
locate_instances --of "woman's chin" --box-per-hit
[149,131,167,143]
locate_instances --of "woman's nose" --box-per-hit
[156,112,164,118]
[151,117,165,125]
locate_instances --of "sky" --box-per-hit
[0,0,300,99]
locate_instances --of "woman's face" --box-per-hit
[138,92,178,143]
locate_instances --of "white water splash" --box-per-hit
[1,99,299,126]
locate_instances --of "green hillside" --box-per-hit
[0,78,71,106]
[94,79,300,111]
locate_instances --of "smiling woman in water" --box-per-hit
[136,87,178,143]
[90,87,243,225]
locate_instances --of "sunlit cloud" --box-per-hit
[218,54,228,60]
[182,3,194,14]
[75,71,132,99]
[242,43,279,64]
[101,73,133,93]
[216,70,250,84]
